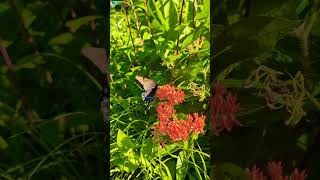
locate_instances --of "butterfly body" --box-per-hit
[136,76,157,102]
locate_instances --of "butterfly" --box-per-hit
[136,76,158,102]
[82,47,109,114]
[81,47,108,74]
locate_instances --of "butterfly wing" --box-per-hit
[136,76,157,91]
[82,47,108,74]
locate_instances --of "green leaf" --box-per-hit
[216,62,241,81]
[13,54,45,71]
[65,16,103,32]
[22,9,36,29]
[0,39,13,48]
[116,129,134,150]
[195,0,209,21]
[148,0,168,31]
[0,3,9,13]
[167,0,178,29]
[176,151,189,180]
[49,33,74,45]
[0,136,8,150]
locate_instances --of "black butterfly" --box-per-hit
[136,76,158,102]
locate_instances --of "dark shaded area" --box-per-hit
[211,0,320,179]
[0,0,107,179]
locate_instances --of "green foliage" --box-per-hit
[0,0,105,179]
[212,0,320,179]
[110,0,210,179]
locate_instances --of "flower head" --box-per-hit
[156,84,185,105]
[246,166,267,180]
[156,102,176,122]
[153,84,206,142]
[246,161,307,180]
[211,83,240,135]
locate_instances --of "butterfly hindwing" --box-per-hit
[136,76,157,102]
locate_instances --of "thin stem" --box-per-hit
[123,0,139,66]
[302,10,319,73]
[129,0,144,44]
[173,0,185,81]
[192,0,195,28]
[175,0,185,55]
[143,0,152,35]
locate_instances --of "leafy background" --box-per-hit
[212,0,320,179]
[0,0,106,179]
[110,0,210,179]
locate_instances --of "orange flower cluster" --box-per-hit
[246,161,307,180]
[211,83,241,135]
[154,85,206,142]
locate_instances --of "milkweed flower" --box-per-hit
[188,113,206,134]
[246,166,267,180]
[156,84,185,105]
[153,84,206,142]
[166,119,191,142]
[156,102,176,122]
[211,83,241,135]
[267,161,287,180]
[246,161,307,180]
[289,169,307,180]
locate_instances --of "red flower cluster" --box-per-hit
[246,161,307,180]
[246,166,267,180]
[211,83,241,135]
[156,84,185,105]
[154,85,206,142]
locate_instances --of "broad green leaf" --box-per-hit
[0,136,8,150]
[167,0,178,29]
[116,129,134,150]
[148,0,168,31]
[22,9,36,29]
[49,33,74,45]
[195,0,209,21]
[65,16,103,32]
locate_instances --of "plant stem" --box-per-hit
[129,0,144,45]
[173,0,185,81]
[143,0,152,35]
[175,0,185,55]
[123,0,139,66]
[302,10,319,74]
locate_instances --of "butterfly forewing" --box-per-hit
[136,76,157,91]
[81,47,108,74]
